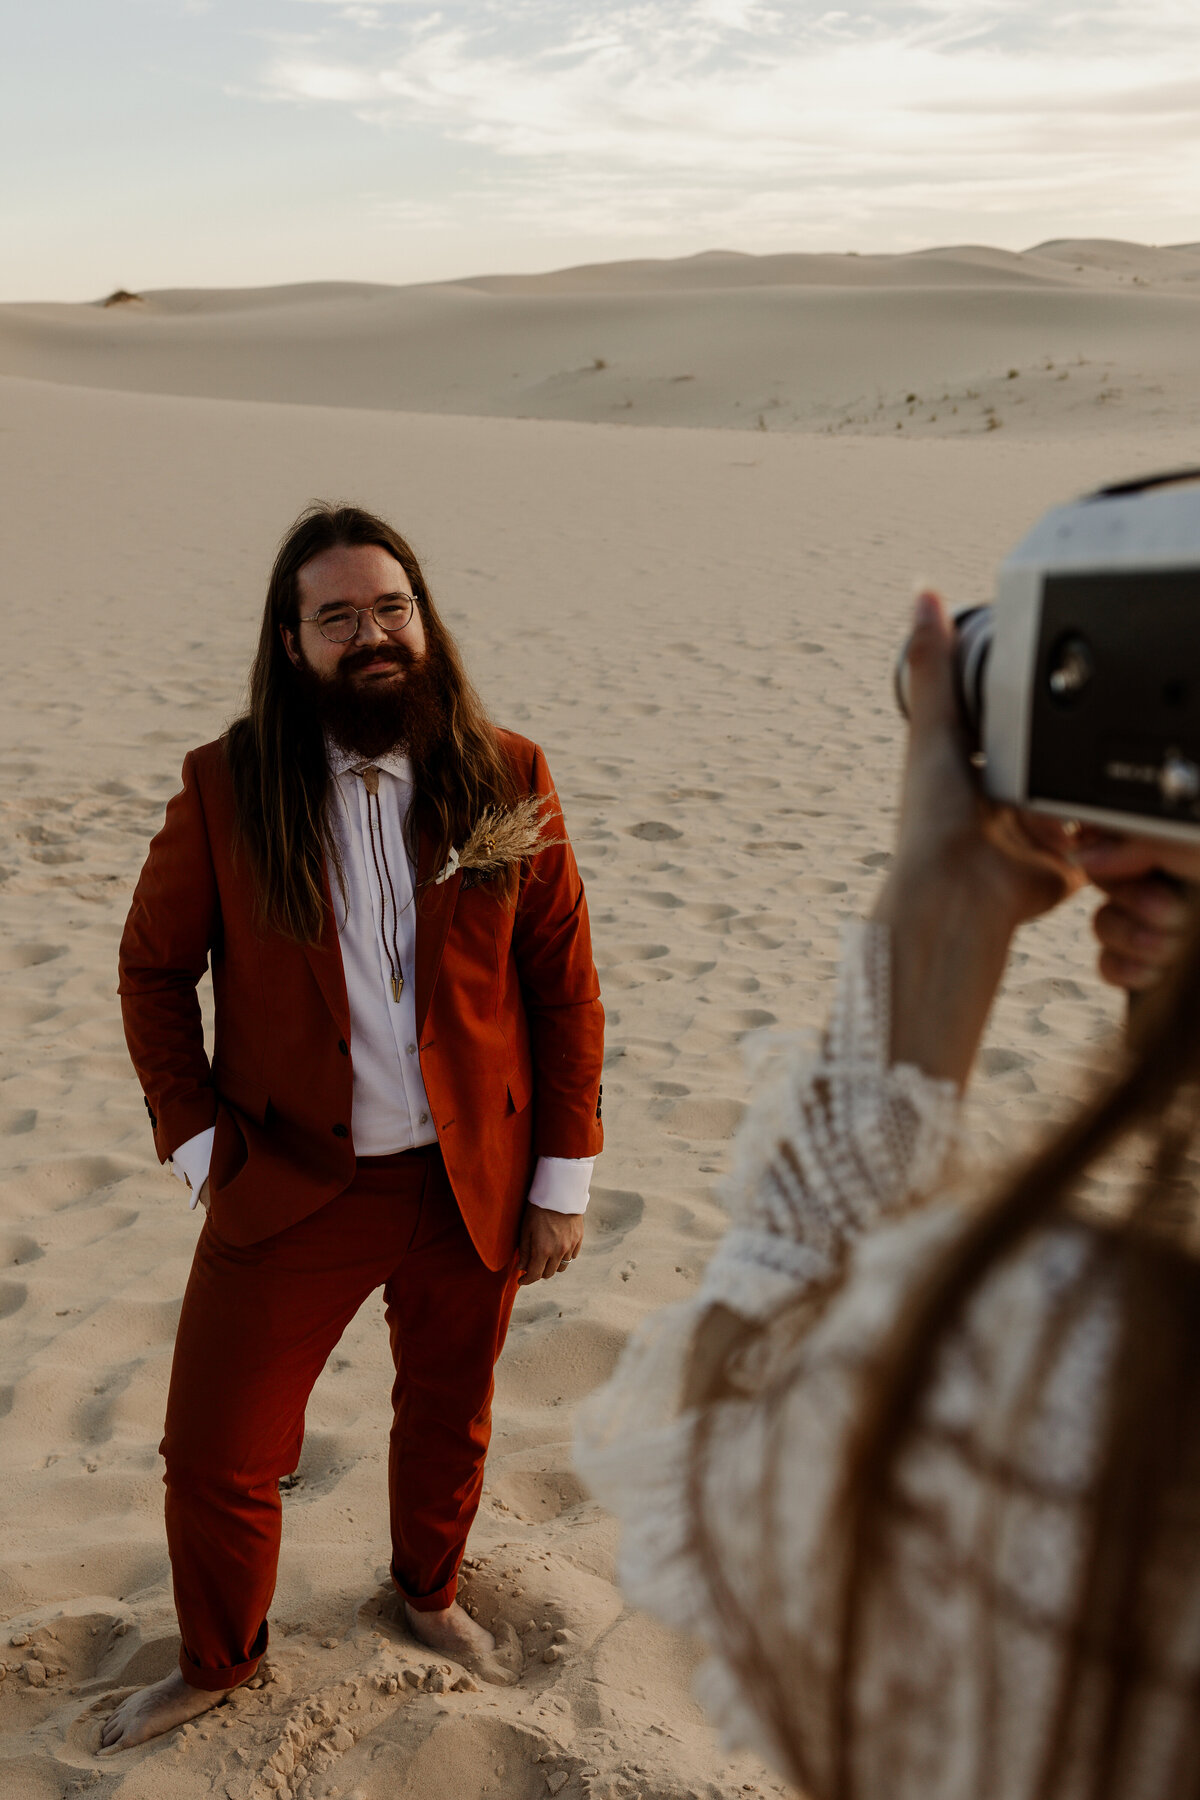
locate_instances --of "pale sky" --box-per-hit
[4,0,1199,301]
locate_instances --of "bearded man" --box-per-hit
[104,504,604,1750]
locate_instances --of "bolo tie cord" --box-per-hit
[358,766,405,1002]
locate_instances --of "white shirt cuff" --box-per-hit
[527,1155,595,1214]
[170,1127,215,1210]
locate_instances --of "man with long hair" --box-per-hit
[105,503,604,1749]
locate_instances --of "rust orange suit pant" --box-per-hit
[160,1145,520,1689]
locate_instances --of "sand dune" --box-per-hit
[1,248,1198,1798]
[2,240,1199,436]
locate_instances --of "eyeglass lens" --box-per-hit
[316,597,414,642]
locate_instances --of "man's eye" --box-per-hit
[320,609,356,630]
[376,602,411,627]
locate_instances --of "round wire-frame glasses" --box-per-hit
[298,594,416,643]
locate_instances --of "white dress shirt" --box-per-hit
[171,746,594,1213]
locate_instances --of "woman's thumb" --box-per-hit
[904,590,959,735]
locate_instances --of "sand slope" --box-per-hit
[0,349,1197,1800]
[2,241,1199,437]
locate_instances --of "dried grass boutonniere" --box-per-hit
[430,795,565,889]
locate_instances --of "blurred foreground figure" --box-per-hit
[579,592,1200,1800]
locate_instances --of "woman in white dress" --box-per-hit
[577,593,1200,1800]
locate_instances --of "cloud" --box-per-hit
[254,3,1200,245]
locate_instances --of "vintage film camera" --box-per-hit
[896,469,1200,842]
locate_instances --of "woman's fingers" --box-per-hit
[1091,876,1193,990]
[1075,828,1200,889]
[1096,947,1160,992]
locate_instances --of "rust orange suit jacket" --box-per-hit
[118,730,604,1268]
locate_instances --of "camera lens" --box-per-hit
[1046,633,1093,703]
[954,607,994,737]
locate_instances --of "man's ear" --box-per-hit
[280,623,302,669]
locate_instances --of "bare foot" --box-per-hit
[403,1600,518,1686]
[98,1667,239,1753]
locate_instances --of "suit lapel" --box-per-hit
[414,823,460,1037]
[302,863,352,1035]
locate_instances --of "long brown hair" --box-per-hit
[225,503,518,942]
[693,914,1200,1799]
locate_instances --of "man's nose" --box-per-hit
[353,606,388,645]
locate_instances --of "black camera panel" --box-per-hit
[1027,569,1200,824]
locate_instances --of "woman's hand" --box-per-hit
[872,591,1083,1087]
[1075,831,1200,992]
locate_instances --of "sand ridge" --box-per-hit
[2,240,1199,437]
[0,356,1197,1797]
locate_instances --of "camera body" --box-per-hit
[911,472,1200,843]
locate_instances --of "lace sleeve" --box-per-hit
[575,919,966,1771]
[701,918,961,1319]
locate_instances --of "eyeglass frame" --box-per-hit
[296,592,418,643]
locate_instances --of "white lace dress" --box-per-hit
[575,923,1200,1800]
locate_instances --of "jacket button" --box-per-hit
[338,1039,349,1056]
[332,1122,349,1139]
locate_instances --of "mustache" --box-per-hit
[334,641,418,680]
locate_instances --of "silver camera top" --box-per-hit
[899,469,1200,843]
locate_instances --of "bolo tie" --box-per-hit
[354,765,405,1002]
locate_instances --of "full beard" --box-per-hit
[294,640,450,763]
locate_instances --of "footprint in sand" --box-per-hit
[0,1280,28,1322]
[977,1047,1035,1091]
[13,1154,135,1211]
[584,1187,644,1245]
[661,1096,747,1140]
[791,876,849,894]
[30,846,85,866]
[0,942,67,971]
[731,1007,778,1031]
[495,1317,626,1409]
[664,957,717,977]
[688,900,738,926]
[284,1429,358,1502]
[0,1231,44,1266]
[1015,976,1088,1003]
[3,1000,60,1028]
[487,1463,588,1523]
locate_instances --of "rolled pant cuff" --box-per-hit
[393,1566,459,1614]
[179,1622,268,1691]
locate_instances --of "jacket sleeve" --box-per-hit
[512,746,605,1160]
[117,750,221,1163]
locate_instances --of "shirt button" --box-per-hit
[406,1043,417,1056]
[418,1112,429,1126]
[332,1123,349,1139]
